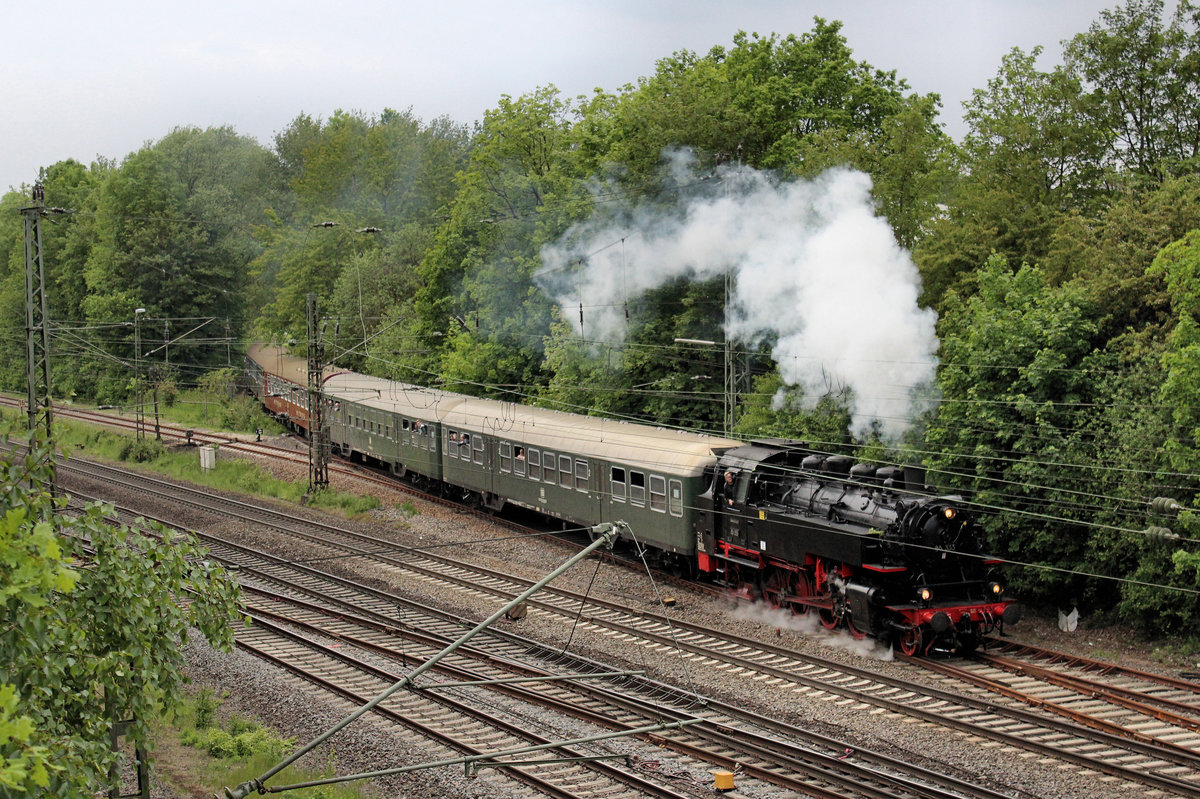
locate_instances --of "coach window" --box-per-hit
[528,449,541,480]
[669,479,683,516]
[461,433,472,459]
[514,446,526,477]
[543,451,556,484]
[558,455,571,486]
[650,475,667,512]
[630,471,646,506]
[610,467,627,502]
[574,459,589,492]
[499,442,512,473]
[473,435,485,464]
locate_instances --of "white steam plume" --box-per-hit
[536,155,938,438]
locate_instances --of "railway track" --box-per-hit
[235,613,698,799]
[236,588,999,799]
[60,504,1009,798]
[61,455,1200,797]
[910,642,1200,745]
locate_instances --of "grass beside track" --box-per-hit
[61,417,382,516]
[3,406,384,517]
[150,689,373,799]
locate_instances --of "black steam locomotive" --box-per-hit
[697,439,1019,655]
[246,345,1018,655]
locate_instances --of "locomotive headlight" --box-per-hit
[943,507,957,520]
[989,581,1003,595]
[919,587,932,602]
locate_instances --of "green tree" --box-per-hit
[734,372,855,446]
[926,256,1102,605]
[793,93,953,249]
[722,24,913,169]
[914,47,1107,311]
[251,110,469,344]
[0,426,241,795]
[79,127,280,400]
[1046,174,1200,339]
[1151,230,1200,472]
[413,86,588,394]
[1064,0,1200,176]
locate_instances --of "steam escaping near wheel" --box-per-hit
[536,153,939,438]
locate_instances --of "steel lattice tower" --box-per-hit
[21,184,57,462]
[307,293,329,493]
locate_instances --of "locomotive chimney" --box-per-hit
[902,465,927,493]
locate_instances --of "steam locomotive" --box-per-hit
[246,343,1018,655]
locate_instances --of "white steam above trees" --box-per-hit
[536,154,939,438]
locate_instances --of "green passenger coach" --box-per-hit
[247,344,738,570]
[438,399,738,568]
[322,371,465,488]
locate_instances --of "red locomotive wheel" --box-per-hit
[762,570,788,609]
[898,628,923,656]
[791,571,813,616]
[846,614,868,640]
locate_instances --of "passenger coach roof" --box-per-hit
[314,364,739,475]
[440,397,739,477]
[246,342,309,384]
[322,371,468,421]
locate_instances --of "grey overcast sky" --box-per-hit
[5,0,1128,195]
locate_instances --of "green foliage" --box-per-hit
[1064,0,1200,177]
[192,689,218,730]
[914,46,1106,311]
[197,367,240,399]
[734,372,855,447]
[51,418,378,517]
[217,396,274,433]
[1116,542,1200,636]
[0,423,242,796]
[118,436,167,463]
[1050,175,1200,338]
[1152,230,1200,472]
[926,257,1102,604]
[250,109,469,342]
[168,689,368,799]
[181,720,292,762]
[0,683,52,791]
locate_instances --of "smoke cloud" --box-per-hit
[729,599,894,660]
[536,154,938,437]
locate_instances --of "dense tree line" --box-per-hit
[4,7,1200,786]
